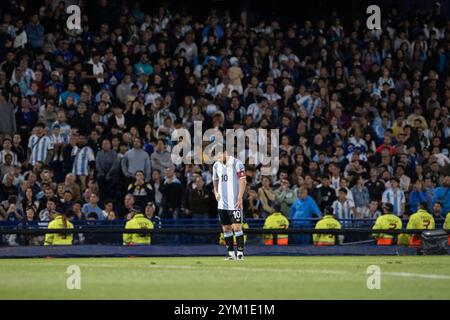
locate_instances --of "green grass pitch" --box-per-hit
[1,256,450,299]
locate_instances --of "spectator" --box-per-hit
[431,175,450,216]
[159,166,183,219]
[71,201,84,222]
[0,173,18,201]
[432,201,445,223]
[27,122,54,166]
[25,14,44,49]
[144,202,156,220]
[289,187,321,244]
[244,186,261,218]
[96,139,119,200]
[186,176,211,219]
[20,187,39,213]
[151,139,172,174]
[258,176,276,217]
[127,171,155,209]
[82,193,104,220]
[0,154,15,178]
[365,167,385,202]
[274,177,296,217]
[38,196,57,222]
[186,175,212,243]
[175,32,198,63]
[313,175,337,211]
[382,177,406,217]
[409,180,429,213]
[72,135,95,191]
[363,200,382,219]
[0,93,17,138]
[337,178,354,203]
[332,188,356,227]
[102,200,117,221]
[351,175,370,219]
[121,137,152,183]
[134,53,153,76]
[17,206,42,246]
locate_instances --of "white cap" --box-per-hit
[230,57,239,66]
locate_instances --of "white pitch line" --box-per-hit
[2,262,450,280]
[147,264,450,280]
[384,272,450,280]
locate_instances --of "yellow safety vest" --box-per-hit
[44,215,74,245]
[313,215,341,245]
[123,214,154,245]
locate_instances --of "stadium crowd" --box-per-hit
[1,0,450,245]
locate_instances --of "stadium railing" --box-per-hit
[0,221,448,237]
[1,218,446,228]
[0,219,448,246]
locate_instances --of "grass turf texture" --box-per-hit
[0,256,449,299]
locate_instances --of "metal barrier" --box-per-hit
[1,218,447,247]
[1,217,429,228]
[1,227,448,235]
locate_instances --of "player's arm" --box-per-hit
[212,163,220,201]
[213,178,220,201]
[236,161,246,209]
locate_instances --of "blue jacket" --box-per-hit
[409,190,429,213]
[289,196,322,226]
[431,187,450,216]
[134,62,153,76]
[25,23,44,48]
[202,25,224,39]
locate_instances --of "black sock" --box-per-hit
[235,230,244,253]
[224,232,234,252]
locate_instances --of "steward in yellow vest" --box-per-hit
[444,213,450,245]
[44,208,74,245]
[263,206,289,245]
[372,203,402,245]
[406,202,435,247]
[313,206,341,246]
[123,206,154,245]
